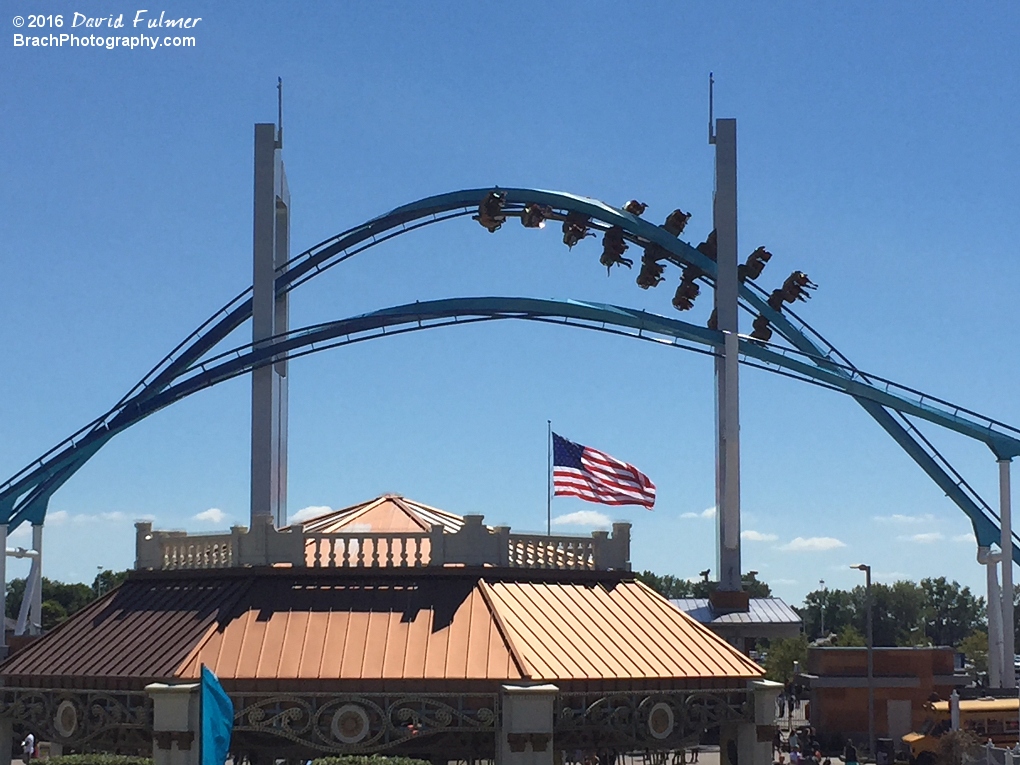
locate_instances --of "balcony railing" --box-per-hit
[135,514,630,572]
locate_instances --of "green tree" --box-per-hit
[742,572,772,598]
[936,729,979,765]
[958,630,988,674]
[636,571,695,598]
[93,569,129,596]
[802,587,857,640]
[637,570,771,599]
[41,600,67,630]
[921,577,985,647]
[765,635,808,683]
[854,581,927,647]
[5,570,130,629]
[835,624,867,646]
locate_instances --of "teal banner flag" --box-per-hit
[201,666,233,765]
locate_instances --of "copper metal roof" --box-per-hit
[0,576,251,686]
[293,495,466,534]
[488,581,763,681]
[2,569,762,690]
[176,577,524,683]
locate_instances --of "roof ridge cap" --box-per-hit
[389,496,433,532]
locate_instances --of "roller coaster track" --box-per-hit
[2,189,1017,560]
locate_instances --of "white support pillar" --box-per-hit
[0,524,6,658]
[980,545,1005,687]
[30,524,42,635]
[14,557,36,635]
[250,122,290,528]
[713,117,743,596]
[1000,458,1015,688]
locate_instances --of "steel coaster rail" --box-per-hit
[739,282,1018,554]
[6,293,1002,542]
[1,188,1016,556]
[0,189,707,510]
[742,282,1020,448]
[736,278,1011,550]
[0,298,958,482]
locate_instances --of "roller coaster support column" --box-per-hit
[980,545,1005,686]
[1000,459,1015,688]
[711,117,745,604]
[250,121,290,528]
[30,524,42,634]
[14,525,43,635]
[0,524,6,657]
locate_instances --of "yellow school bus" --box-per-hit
[903,698,1020,765]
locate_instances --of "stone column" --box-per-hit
[720,681,781,765]
[146,683,200,765]
[498,684,558,765]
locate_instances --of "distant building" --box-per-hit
[796,646,969,751]
[671,597,802,651]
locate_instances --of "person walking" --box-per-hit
[22,732,35,761]
[843,739,859,765]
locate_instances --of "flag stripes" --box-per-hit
[552,433,655,509]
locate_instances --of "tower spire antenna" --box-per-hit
[276,77,283,148]
[708,72,716,145]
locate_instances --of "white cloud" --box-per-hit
[291,505,333,523]
[44,509,137,526]
[899,532,943,544]
[953,532,975,543]
[8,525,31,542]
[778,536,846,552]
[771,578,798,585]
[682,506,716,520]
[874,513,935,524]
[194,507,227,524]
[553,510,612,528]
[742,530,778,542]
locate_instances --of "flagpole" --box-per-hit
[547,420,552,536]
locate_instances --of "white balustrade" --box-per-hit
[135,517,630,572]
[305,532,429,568]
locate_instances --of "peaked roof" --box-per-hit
[292,494,466,534]
[1,570,763,689]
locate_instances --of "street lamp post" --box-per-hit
[820,579,826,637]
[852,564,875,759]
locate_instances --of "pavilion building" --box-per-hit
[0,495,779,765]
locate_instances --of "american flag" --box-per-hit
[552,433,655,508]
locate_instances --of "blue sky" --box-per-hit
[2,1,1018,606]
